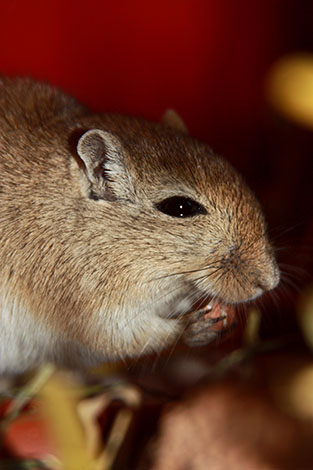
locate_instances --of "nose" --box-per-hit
[226,244,280,301]
[254,260,280,294]
[241,262,280,302]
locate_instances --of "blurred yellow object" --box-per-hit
[269,286,313,420]
[267,54,313,129]
[243,308,261,347]
[39,372,95,470]
[88,360,124,376]
[271,364,313,420]
[38,372,140,470]
[299,284,313,351]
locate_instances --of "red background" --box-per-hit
[1,0,311,152]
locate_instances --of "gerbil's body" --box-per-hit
[0,77,279,374]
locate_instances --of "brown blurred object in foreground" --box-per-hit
[149,372,313,470]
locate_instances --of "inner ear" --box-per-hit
[77,129,112,183]
[76,128,126,201]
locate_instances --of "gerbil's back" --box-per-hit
[0,77,88,169]
[0,79,96,373]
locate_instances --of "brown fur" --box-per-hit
[0,77,279,373]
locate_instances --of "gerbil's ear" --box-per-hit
[162,109,188,133]
[76,129,134,201]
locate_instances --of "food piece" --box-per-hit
[184,299,237,346]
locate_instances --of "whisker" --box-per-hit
[279,272,303,293]
[148,260,221,282]
[237,302,248,330]
[189,266,225,287]
[278,262,309,279]
[138,337,152,356]
[243,232,265,252]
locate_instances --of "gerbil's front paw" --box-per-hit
[183,301,237,347]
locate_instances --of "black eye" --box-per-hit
[155,196,207,218]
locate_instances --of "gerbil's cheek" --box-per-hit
[167,298,194,319]
[153,291,195,320]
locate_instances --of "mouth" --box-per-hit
[203,299,237,332]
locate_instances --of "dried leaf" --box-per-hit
[98,408,133,470]
[77,394,110,460]
[4,364,55,424]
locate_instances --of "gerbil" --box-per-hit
[0,77,279,374]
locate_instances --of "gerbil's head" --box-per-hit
[0,82,281,371]
[72,110,279,319]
